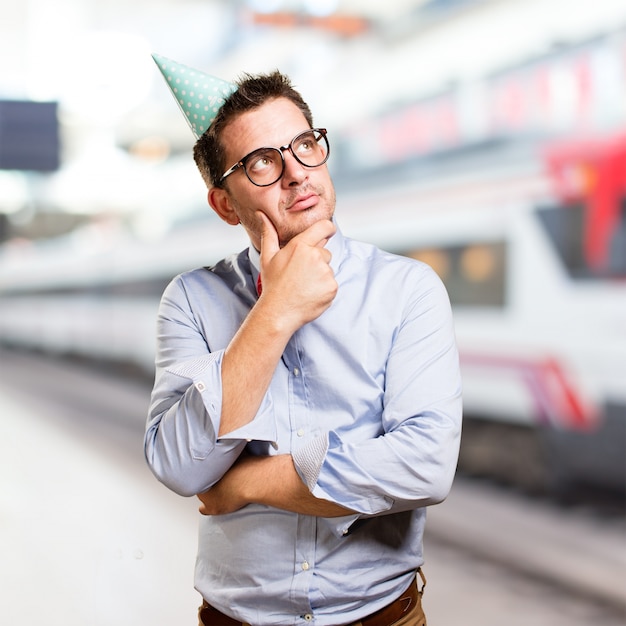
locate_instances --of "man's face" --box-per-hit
[210,97,336,249]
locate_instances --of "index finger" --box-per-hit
[292,219,337,249]
[257,211,280,261]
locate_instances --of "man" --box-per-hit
[145,54,462,626]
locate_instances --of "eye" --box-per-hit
[294,132,317,155]
[247,148,279,174]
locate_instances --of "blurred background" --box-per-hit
[0,0,625,624]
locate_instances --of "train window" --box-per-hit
[406,248,451,280]
[536,199,626,279]
[400,241,507,307]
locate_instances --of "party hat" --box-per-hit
[152,53,236,138]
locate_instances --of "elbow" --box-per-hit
[167,481,203,499]
[427,481,452,506]
[143,428,245,497]
[145,454,211,497]
[144,436,213,497]
[424,462,458,505]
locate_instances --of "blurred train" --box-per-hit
[0,132,624,497]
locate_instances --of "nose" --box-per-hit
[281,147,307,186]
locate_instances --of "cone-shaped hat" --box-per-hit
[152,53,236,139]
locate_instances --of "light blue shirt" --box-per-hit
[145,223,462,625]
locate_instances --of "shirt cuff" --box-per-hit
[292,433,329,491]
[218,392,278,447]
[166,353,278,447]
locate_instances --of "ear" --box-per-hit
[208,187,240,225]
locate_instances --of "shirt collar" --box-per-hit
[248,242,261,276]
[326,219,345,275]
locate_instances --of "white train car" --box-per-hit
[0,214,248,369]
[338,133,626,494]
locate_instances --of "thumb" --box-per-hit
[257,212,280,262]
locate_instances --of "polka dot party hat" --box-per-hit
[152,53,236,139]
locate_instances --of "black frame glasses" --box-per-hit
[219,128,330,187]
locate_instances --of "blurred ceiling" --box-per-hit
[0,0,625,224]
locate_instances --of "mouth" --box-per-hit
[286,192,318,212]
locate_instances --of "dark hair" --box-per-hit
[193,70,314,188]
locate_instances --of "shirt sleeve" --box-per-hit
[292,265,463,516]
[144,273,277,497]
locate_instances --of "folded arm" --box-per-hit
[198,265,462,518]
[197,453,354,517]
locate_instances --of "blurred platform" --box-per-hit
[0,363,199,625]
[0,349,624,625]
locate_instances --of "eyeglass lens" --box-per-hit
[244,129,328,186]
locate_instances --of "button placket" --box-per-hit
[285,336,308,447]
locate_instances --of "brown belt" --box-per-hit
[199,569,425,626]
[342,573,420,626]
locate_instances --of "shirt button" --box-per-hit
[297,428,304,437]
[293,367,300,377]
[303,614,313,621]
[301,561,310,571]
[195,382,206,392]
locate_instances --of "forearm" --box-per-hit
[248,455,354,516]
[197,454,355,517]
[219,299,293,437]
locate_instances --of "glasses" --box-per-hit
[219,128,330,187]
